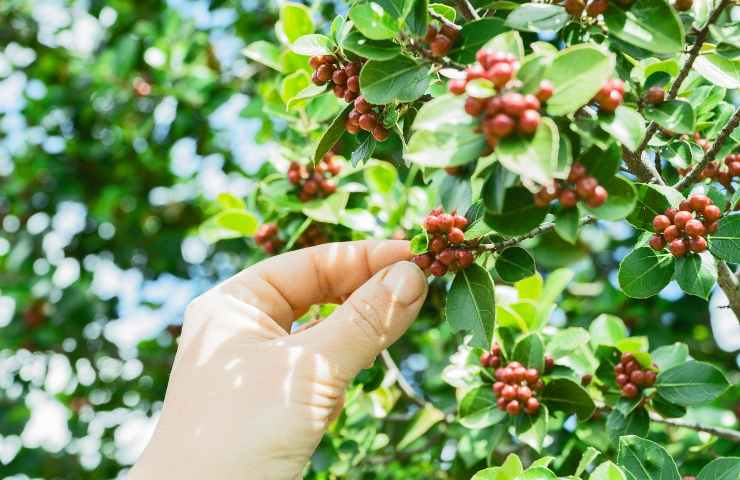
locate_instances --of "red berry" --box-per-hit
[600,89,623,112]
[502,367,516,383]
[630,370,645,386]
[664,208,677,221]
[493,381,505,394]
[707,221,719,234]
[616,373,629,386]
[517,386,532,401]
[332,69,347,85]
[502,93,527,116]
[565,0,586,15]
[501,385,517,400]
[438,248,457,266]
[679,200,692,211]
[495,368,505,381]
[645,86,665,105]
[333,84,346,98]
[625,360,639,374]
[414,253,434,270]
[673,211,693,229]
[424,24,438,43]
[685,219,706,237]
[464,97,485,116]
[457,250,475,268]
[448,227,465,244]
[372,125,389,142]
[304,179,318,194]
[490,355,501,367]
[536,80,554,102]
[491,114,515,137]
[587,0,609,16]
[609,79,625,95]
[587,185,608,208]
[317,64,333,82]
[437,214,454,232]
[653,215,671,232]
[430,236,448,253]
[622,383,639,398]
[568,163,587,182]
[670,238,688,257]
[518,109,541,135]
[524,94,541,111]
[448,79,466,95]
[358,113,378,131]
[453,214,468,229]
[689,236,707,253]
[345,61,362,77]
[689,194,711,213]
[559,189,578,208]
[309,56,323,69]
[703,205,721,222]
[488,62,513,88]
[524,368,539,384]
[643,370,657,387]
[581,374,593,386]
[485,96,503,115]
[525,397,540,413]
[576,176,597,198]
[354,96,372,114]
[649,234,665,251]
[544,355,554,371]
[430,34,452,57]
[497,397,507,410]
[614,362,624,374]
[430,261,447,276]
[506,399,521,415]
[346,75,360,93]
[513,366,526,383]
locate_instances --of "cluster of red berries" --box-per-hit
[448,49,554,149]
[533,163,608,209]
[678,153,740,187]
[592,79,624,113]
[296,223,329,248]
[481,346,543,416]
[423,21,459,57]
[614,352,657,399]
[309,55,363,103]
[645,86,666,105]
[649,194,721,256]
[412,208,475,277]
[346,95,389,142]
[288,154,341,202]
[255,223,283,254]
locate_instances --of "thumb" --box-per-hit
[298,261,428,379]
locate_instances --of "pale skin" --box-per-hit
[129,240,428,479]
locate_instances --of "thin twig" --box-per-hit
[633,0,732,158]
[478,216,596,252]
[455,0,480,20]
[429,9,461,31]
[716,259,740,320]
[622,146,664,184]
[648,412,740,443]
[674,108,740,191]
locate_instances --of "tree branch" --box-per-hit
[716,259,740,320]
[429,9,461,32]
[478,216,596,252]
[632,0,732,158]
[622,146,664,184]
[674,107,740,191]
[455,0,480,20]
[648,412,740,443]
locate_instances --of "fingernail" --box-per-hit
[382,261,428,305]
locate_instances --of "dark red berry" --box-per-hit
[703,205,721,222]
[689,236,707,253]
[588,186,608,208]
[506,399,520,415]
[354,96,371,113]
[616,373,629,386]
[622,383,639,398]
[518,109,541,135]
[457,250,474,268]
[653,215,671,232]
[502,93,527,116]
[488,62,513,88]
[414,253,434,270]
[559,189,578,208]
[430,34,452,57]
[448,227,465,244]
[630,370,645,386]
[649,235,665,251]
[689,194,711,213]
[536,80,554,102]
[358,113,378,132]
[430,261,447,277]
[670,239,688,256]
[645,86,665,105]
[600,89,623,112]
[685,219,706,237]
[438,248,457,266]
[501,385,517,400]
[673,210,693,229]
[663,225,680,242]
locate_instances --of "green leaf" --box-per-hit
[429,3,456,22]
[576,447,601,477]
[496,247,536,283]
[709,212,740,263]
[607,409,649,443]
[280,70,311,106]
[459,386,508,429]
[410,233,428,254]
[216,192,246,210]
[411,94,471,132]
[546,45,614,116]
[290,34,333,56]
[397,403,445,450]
[301,191,350,224]
[287,83,327,109]
[243,41,283,72]
[482,163,518,214]
[644,100,695,135]
[485,187,548,237]
[406,124,486,167]
[450,18,508,64]
[360,56,431,105]
[496,117,560,186]
[618,247,675,298]
[655,360,730,406]
[348,3,400,40]
[582,176,637,221]
[440,174,472,213]
[554,207,579,244]
[350,132,377,166]
[446,264,496,349]
[514,406,548,452]
[406,0,429,38]
[674,252,716,300]
[339,209,377,232]
[505,4,570,33]
[617,436,680,480]
[547,327,590,359]
[651,343,689,371]
[651,395,686,419]
[512,333,545,371]
[693,54,740,89]
[280,3,314,43]
[626,184,683,230]
[520,467,557,480]
[214,209,259,235]
[364,160,397,194]
[579,142,621,184]
[590,461,627,480]
[342,31,401,60]
[540,378,595,421]
[604,0,684,54]
[483,31,525,60]
[697,458,740,480]
[589,314,627,347]
[314,104,352,163]
[599,106,645,153]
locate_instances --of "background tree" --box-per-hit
[0,0,739,478]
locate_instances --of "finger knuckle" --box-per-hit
[346,297,385,342]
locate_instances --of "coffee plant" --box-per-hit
[1,0,739,478]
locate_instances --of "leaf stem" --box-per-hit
[648,411,740,443]
[455,0,480,20]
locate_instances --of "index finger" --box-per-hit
[218,240,413,332]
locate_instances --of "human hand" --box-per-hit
[129,240,428,479]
